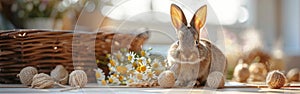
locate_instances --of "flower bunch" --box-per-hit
[94,48,167,86]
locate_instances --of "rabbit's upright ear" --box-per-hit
[170,4,187,30]
[190,5,207,33]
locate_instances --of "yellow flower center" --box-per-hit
[128,79,134,83]
[112,74,117,77]
[136,67,141,73]
[147,59,151,65]
[95,72,101,78]
[154,70,162,76]
[136,73,143,80]
[140,65,146,72]
[109,78,113,83]
[147,72,153,78]
[136,65,146,73]
[141,51,146,56]
[127,70,135,75]
[116,53,122,60]
[101,80,107,85]
[128,56,132,61]
[118,76,124,81]
[138,59,143,64]
[152,62,159,69]
[116,66,128,74]
[110,60,116,66]
[161,61,167,67]
[133,61,138,68]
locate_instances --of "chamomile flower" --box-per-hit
[151,59,167,76]
[153,69,163,76]
[118,75,125,82]
[116,66,128,75]
[135,72,147,82]
[114,51,125,61]
[140,50,150,57]
[100,79,108,86]
[94,68,107,86]
[145,69,157,80]
[94,68,106,80]
[107,75,121,85]
[151,59,160,69]
[140,50,146,57]
[125,64,133,71]
[108,59,118,67]
[138,57,147,65]
[100,48,168,86]
[127,70,135,76]
[126,52,136,63]
[136,58,149,73]
[126,74,135,85]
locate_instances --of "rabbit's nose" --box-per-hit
[182,54,194,60]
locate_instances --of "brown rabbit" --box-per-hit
[167,4,227,88]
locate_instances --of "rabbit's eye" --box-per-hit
[177,41,179,45]
[195,40,199,45]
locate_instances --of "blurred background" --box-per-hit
[0,0,299,76]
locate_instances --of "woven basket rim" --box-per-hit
[0,29,149,35]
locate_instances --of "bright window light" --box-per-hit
[101,0,245,25]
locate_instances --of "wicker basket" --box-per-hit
[0,29,149,84]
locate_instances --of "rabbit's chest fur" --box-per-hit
[168,39,212,85]
[171,61,210,83]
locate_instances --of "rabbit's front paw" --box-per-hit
[187,80,200,87]
[175,80,185,86]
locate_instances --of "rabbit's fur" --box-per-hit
[167,4,227,88]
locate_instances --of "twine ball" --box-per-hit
[286,68,300,82]
[233,63,250,82]
[158,70,175,88]
[50,65,69,85]
[69,70,88,88]
[266,70,286,89]
[31,73,55,89]
[249,63,268,81]
[17,66,38,86]
[206,71,225,88]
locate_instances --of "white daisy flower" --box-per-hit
[126,52,136,63]
[114,51,125,61]
[140,50,150,57]
[138,57,147,65]
[134,71,148,82]
[94,68,106,80]
[108,75,121,85]
[98,79,108,86]
[126,74,135,85]
[94,68,107,86]
[145,69,157,80]
[125,64,134,71]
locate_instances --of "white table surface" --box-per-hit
[1,82,300,94]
